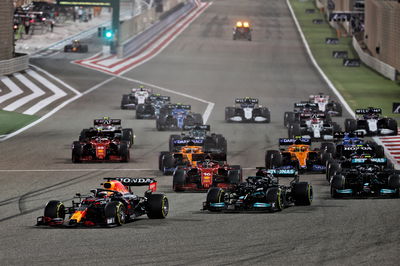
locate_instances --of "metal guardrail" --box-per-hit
[0,53,29,76]
[352,37,397,81]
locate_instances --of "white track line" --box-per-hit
[23,70,68,115]
[0,76,24,104]
[3,71,45,111]
[117,75,215,123]
[287,0,399,169]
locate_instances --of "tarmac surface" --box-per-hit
[1,0,399,265]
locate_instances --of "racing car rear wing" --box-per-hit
[149,95,170,101]
[104,177,157,192]
[351,158,387,165]
[182,125,210,131]
[191,153,227,162]
[355,108,382,114]
[257,167,298,177]
[235,98,258,104]
[94,119,121,126]
[166,104,191,110]
[333,131,364,139]
[294,102,318,108]
[279,138,311,145]
[173,139,204,145]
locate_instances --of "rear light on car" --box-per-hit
[243,22,249,27]
[236,21,242,27]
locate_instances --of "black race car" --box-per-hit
[136,94,170,119]
[203,168,313,212]
[169,125,227,153]
[37,178,168,227]
[225,98,270,123]
[345,107,398,136]
[156,104,203,131]
[330,158,400,198]
[64,40,88,53]
[284,102,329,128]
[233,21,252,41]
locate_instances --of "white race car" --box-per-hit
[309,93,342,116]
[121,86,152,109]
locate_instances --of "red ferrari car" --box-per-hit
[172,159,242,192]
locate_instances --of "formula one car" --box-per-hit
[156,104,203,131]
[121,86,152,110]
[265,138,328,173]
[173,159,242,192]
[330,158,400,198]
[159,145,226,175]
[203,168,312,212]
[233,21,252,41]
[169,125,227,153]
[288,114,340,140]
[345,107,398,136]
[64,40,88,53]
[309,93,342,116]
[284,102,329,127]
[78,118,134,147]
[225,98,270,123]
[136,94,170,119]
[37,177,168,227]
[72,118,133,163]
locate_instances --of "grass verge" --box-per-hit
[0,110,39,136]
[289,0,400,119]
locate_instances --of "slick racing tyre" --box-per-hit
[330,174,346,198]
[105,202,126,226]
[321,142,335,155]
[121,94,130,109]
[265,150,282,169]
[266,187,284,212]
[72,141,82,163]
[206,187,225,212]
[44,200,66,219]
[387,118,398,135]
[119,141,130,162]
[345,118,357,132]
[161,154,175,175]
[293,182,313,206]
[288,123,301,138]
[172,169,186,191]
[228,170,241,184]
[147,194,169,219]
[326,162,340,181]
[225,107,235,122]
[284,112,295,127]
[122,128,134,147]
[79,129,89,142]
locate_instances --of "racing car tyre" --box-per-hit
[136,104,145,119]
[121,95,130,109]
[105,201,126,226]
[321,151,333,165]
[265,150,282,169]
[44,200,66,219]
[147,194,169,219]
[293,182,313,206]
[388,174,400,189]
[331,174,345,198]
[332,122,341,133]
[288,123,301,138]
[345,118,357,132]
[284,112,295,127]
[173,169,186,191]
[228,170,240,184]
[321,142,335,154]
[119,141,130,162]
[122,128,134,147]
[335,103,343,116]
[266,187,284,211]
[162,154,175,175]
[215,135,227,153]
[225,107,235,122]
[206,188,225,211]
[158,152,170,170]
[326,162,341,181]
[79,129,90,142]
[387,118,398,135]
[72,141,82,163]
[375,145,385,158]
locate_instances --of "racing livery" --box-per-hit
[265,138,328,173]
[288,114,340,140]
[121,86,152,109]
[225,98,270,123]
[233,21,252,41]
[173,159,242,192]
[156,104,203,131]
[309,93,342,116]
[136,94,170,119]
[284,102,329,127]
[345,107,398,136]
[37,178,168,227]
[203,168,312,212]
[169,125,227,153]
[330,158,400,198]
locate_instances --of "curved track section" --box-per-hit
[0,0,399,265]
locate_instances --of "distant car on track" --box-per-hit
[64,40,88,53]
[309,93,342,116]
[233,21,252,41]
[37,177,168,227]
[121,86,152,110]
[136,94,170,119]
[156,104,203,131]
[225,97,270,123]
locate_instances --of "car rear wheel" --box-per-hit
[173,169,186,191]
[265,150,282,169]
[147,194,169,219]
[119,141,130,162]
[293,182,313,205]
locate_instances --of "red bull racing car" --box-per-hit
[37,178,168,227]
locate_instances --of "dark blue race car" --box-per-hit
[156,104,203,131]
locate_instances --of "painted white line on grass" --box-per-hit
[3,71,45,111]
[117,75,215,123]
[0,76,24,104]
[286,0,399,169]
[23,70,68,115]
